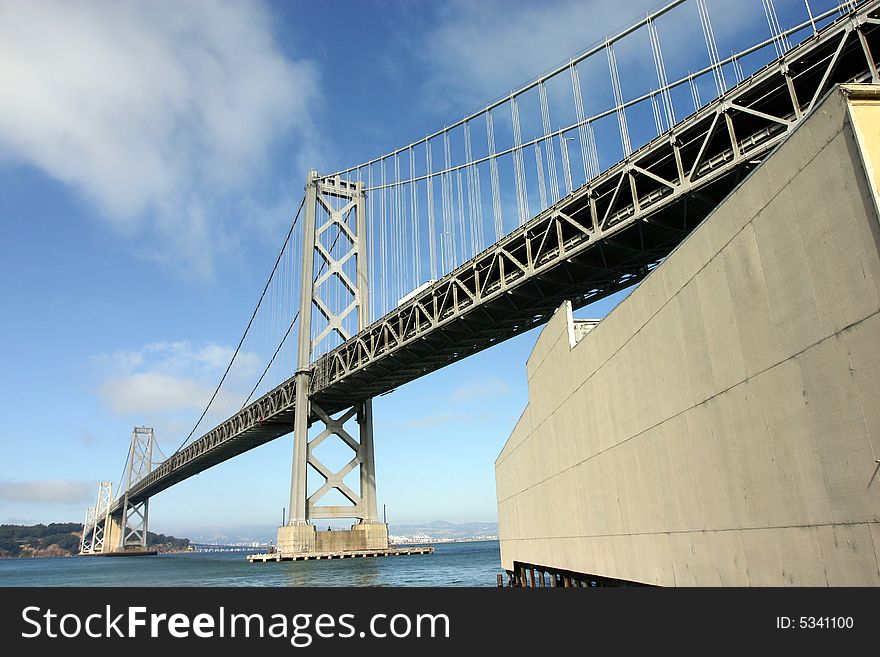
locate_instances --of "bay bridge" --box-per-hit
[80,0,880,556]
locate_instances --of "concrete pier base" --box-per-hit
[276,523,317,554]
[275,522,389,557]
[105,513,122,552]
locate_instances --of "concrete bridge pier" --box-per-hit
[105,512,123,552]
[277,522,390,555]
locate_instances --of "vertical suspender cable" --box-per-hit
[804,1,817,34]
[456,169,466,266]
[689,72,702,112]
[368,165,375,323]
[559,133,573,195]
[539,81,559,205]
[648,15,675,132]
[511,94,529,225]
[409,147,420,287]
[426,141,438,280]
[571,62,591,183]
[463,121,479,258]
[486,111,504,240]
[697,0,726,97]
[380,158,387,316]
[607,40,631,157]
[442,129,456,271]
[393,152,402,302]
[534,142,547,210]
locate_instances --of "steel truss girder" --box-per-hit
[117,1,880,507]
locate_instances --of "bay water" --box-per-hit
[0,540,501,587]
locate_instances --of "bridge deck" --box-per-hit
[117,3,880,512]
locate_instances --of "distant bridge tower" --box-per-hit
[78,428,155,556]
[279,171,386,554]
[79,481,112,555]
[79,506,95,554]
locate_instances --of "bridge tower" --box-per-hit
[79,481,112,555]
[79,506,96,554]
[116,426,154,551]
[278,170,387,554]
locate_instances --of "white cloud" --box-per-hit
[99,371,211,414]
[93,340,258,416]
[96,340,257,377]
[0,0,319,277]
[0,480,94,505]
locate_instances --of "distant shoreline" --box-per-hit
[390,537,498,546]
[0,547,193,560]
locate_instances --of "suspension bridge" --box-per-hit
[80,0,880,556]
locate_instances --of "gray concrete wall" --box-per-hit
[495,85,880,586]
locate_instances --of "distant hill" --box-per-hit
[0,523,190,558]
[389,521,498,542]
[186,521,500,545]
[0,523,81,558]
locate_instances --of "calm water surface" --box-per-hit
[0,540,501,587]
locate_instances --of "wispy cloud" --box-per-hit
[405,413,475,429]
[419,0,659,112]
[0,0,319,278]
[93,340,257,416]
[99,372,212,414]
[95,341,255,377]
[402,375,511,428]
[0,480,94,506]
[418,0,766,116]
[451,375,512,402]
[79,431,98,447]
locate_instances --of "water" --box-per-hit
[0,541,501,587]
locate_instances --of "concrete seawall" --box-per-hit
[495,85,880,586]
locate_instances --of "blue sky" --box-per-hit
[0,0,846,536]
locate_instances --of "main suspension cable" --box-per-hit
[172,196,306,455]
